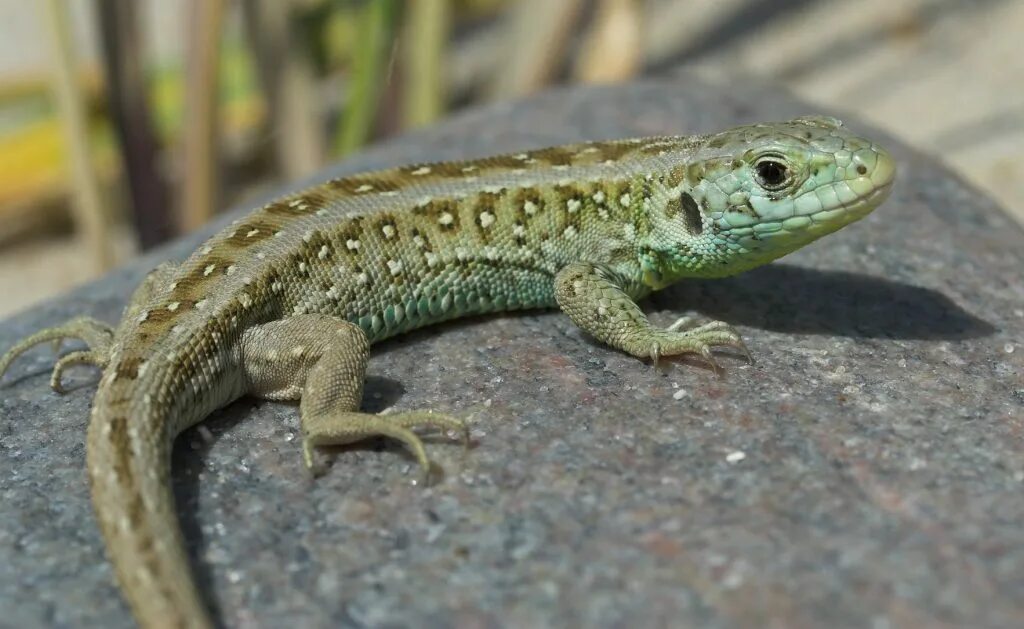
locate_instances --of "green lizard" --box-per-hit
[0,115,894,628]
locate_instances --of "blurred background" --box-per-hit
[0,0,1020,317]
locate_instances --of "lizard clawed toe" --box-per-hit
[643,318,751,373]
[302,410,468,483]
[0,317,115,388]
[51,350,110,393]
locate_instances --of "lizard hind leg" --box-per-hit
[0,316,114,390]
[240,315,467,481]
[0,262,179,390]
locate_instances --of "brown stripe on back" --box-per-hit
[172,254,233,297]
[299,189,330,207]
[115,356,143,380]
[138,304,188,327]
[582,141,638,163]
[411,162,473,179]
[475,155,536,171]
[326,175,402,194]
[264,199,313,217]
[528,145,580,166]
[222,220,278,247]
[638,137,702,157]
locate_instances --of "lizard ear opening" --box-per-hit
[679,191,703,235]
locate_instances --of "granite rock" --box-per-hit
[1,73,1022,628]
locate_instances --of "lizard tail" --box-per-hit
[86,374,214,629]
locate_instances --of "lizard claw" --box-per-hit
[644,318,751,373]
[1,316,115,389]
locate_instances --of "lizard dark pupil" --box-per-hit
[756,161,787,187]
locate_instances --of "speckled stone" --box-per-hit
[2,73,1022,628]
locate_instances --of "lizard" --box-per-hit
[0,115,894,628]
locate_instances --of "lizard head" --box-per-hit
[641,115,895,284]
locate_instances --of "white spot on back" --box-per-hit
[411,166,431,176]
[355,184,374,192]
[479,211,496,228]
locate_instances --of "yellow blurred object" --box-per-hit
[574,0,643,84]
[0,117,117,229]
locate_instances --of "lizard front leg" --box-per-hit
[240,315,467,479]
[554,262,750,371]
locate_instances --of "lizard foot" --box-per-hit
[0,316,114,391]
[302,410,469,483]
[648,319,752,373]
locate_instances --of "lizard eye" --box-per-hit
[754,159,788,190]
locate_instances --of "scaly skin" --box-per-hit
[0,116,894,628]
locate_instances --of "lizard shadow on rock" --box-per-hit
[650,263,995,340]
[170,373,405,628]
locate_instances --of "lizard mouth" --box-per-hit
[805,146,896,229]
[812,177,894,227]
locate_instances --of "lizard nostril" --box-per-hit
[856,164,868,175]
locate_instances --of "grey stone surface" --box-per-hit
[1,73,1022,628]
